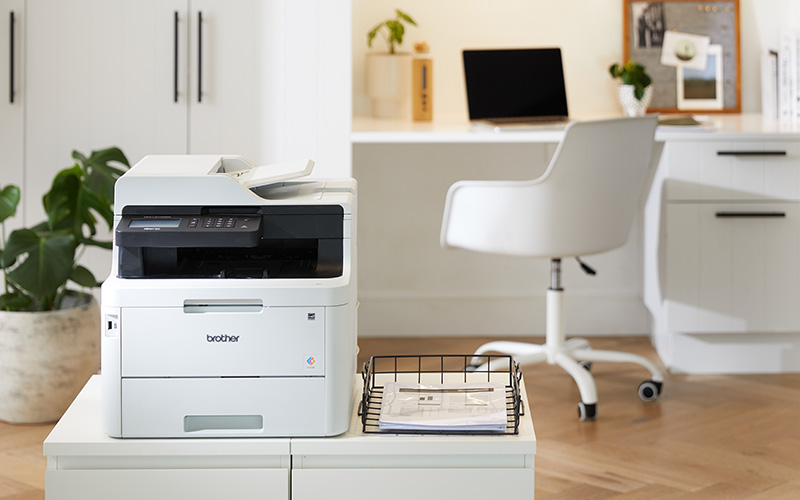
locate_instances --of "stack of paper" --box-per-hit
[378,381,508,432]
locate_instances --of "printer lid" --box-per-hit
[216,157,315,189]
[113,156,347,211]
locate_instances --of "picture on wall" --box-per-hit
[623,0,740,113]
[677,44,724,109]
[632,3,666,48]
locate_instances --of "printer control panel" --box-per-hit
[118,215,262,248]
[190,216,256,230]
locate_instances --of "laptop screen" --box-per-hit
[463,48,569,120]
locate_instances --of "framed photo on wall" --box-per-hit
[623,0,741,113]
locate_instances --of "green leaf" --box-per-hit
[395,9,416,26]
[0,185,20,223]
[387,20,404,47]
[70,265,100,288]
[367,24,381,47]
[80,238,112,250]
[634,85,644,100]
[2,228,77,304]
[0,292,33,312]
[43,165,83,232]
[75,146,130,206]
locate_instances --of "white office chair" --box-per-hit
[440,116,663,421]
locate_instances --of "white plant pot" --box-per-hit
[617,85,654,117]
[366,53,412,118]
[0,296,100,423]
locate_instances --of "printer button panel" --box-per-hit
[117,215,262,248]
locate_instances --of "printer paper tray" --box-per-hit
[121,377,327,438]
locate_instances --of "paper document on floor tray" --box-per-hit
[378,381,508,431]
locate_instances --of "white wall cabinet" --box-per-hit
[644,128,800,374]
[13,0,350,281]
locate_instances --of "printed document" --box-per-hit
[378,381,507,432]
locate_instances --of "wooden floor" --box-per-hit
[2,336,799,499]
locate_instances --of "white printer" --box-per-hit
[101,155,357,438]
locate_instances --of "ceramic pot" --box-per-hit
[0,295,100,423]
[366,53,412,118]
[617,84,654,117]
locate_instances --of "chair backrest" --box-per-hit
[440,116,658,258]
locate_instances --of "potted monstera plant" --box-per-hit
[0,147,129,423]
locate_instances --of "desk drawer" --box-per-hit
[665,141,800,201]
[46,468,288,500]
[665,202,800,332]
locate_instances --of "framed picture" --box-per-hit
[677,44,724,109]
[623,0,740,113]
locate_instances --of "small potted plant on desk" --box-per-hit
[609,60,653,116]
[365,8,417,118]
[0,147,129,423]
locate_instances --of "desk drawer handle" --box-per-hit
[716,151,787,156]
[715,211,786,218]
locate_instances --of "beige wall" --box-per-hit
[353,0,800,118]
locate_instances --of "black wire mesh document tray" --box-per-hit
[360,355,523,435]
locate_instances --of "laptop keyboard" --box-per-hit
[487,115,569,124]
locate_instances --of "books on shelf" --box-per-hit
[768,30,800,122]
[378,381,508,432]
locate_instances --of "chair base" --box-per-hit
[470,288,664,421]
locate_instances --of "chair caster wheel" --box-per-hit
[578,361,592,372]
[638,380,662,402]
[578,402,597,421]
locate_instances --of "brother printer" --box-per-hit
[101,155,357,438]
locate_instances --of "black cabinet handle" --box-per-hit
[197,11,203,103]
[9,10,14,104]
[173,11,178,103]
[715,212,786,218]
[717,151,787,156]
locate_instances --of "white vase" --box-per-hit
[366,53,412,119]
[617,85,654,117]
[0,296,100,423]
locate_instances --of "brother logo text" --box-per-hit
[207,334,240,343]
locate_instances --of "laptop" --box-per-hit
[463,48,570,130]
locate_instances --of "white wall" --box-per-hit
[353,0,800,118]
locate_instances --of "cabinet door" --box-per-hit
[25,0,178,223]
[25,0,189,281]
[187,0,352,178]
[188,0,284,165]
[665,202,800,332]
[0,0,24,228]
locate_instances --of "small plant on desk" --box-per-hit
[608,60,652,100]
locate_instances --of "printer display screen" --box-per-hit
[129,219,181,228]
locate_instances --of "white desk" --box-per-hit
[44,376,536,500]
[352,114,800,373]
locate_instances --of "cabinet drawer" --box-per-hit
[46,468,288,500]
[665,141,800,201]
[665,202,800,332]
[292,468,534,500]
